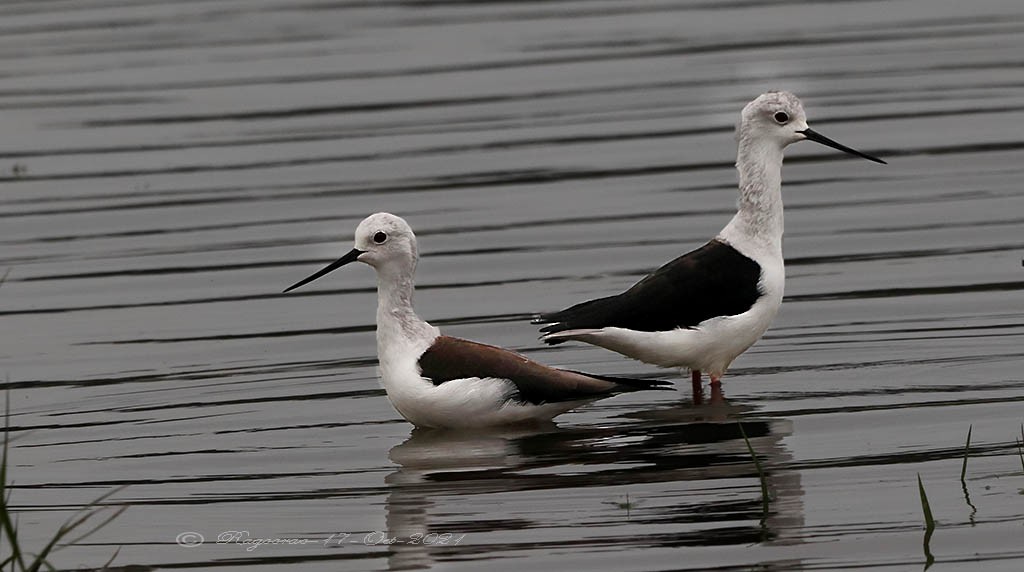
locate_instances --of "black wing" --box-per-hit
[418,336,669,404]
[535,240,762,343]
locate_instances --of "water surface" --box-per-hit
[2,1,1024,570]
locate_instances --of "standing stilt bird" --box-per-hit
[534,91,886,402]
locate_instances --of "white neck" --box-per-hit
[372,262,440,422]
[718,137,785,256]
[374,263,438,356]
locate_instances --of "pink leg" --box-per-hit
[691,370,703,405]
[709,373,724,404]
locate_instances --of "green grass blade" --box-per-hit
[917,473,935,529]
[1,389,8,492]
[1018,424,1024,472]
[1,393,8,495]
[26,485,128,571]
[100,546,121,571]
[960,425,972,483]
[0,392,127,572]
[25,523,75,572]
[23,550,61,572]
[918,473,936,570]
[59,505,127,550]
[922,522,935,570]
[27,512,99,571]
[959,425,976,524]
[1017,438,1023,472]
[738,422,770,518]
[0,395,27,572]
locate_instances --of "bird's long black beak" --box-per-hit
[283,248,364,293]
[798,128,886,164]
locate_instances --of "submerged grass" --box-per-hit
[738,422,770,519]
[1018,424,1024,473]
[960,425,971,483]
[958,425,976,525]
[602,493,640,519]
[0,394,126,571]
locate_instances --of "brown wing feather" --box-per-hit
[418,336,665,405]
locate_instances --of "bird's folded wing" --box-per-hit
[536,239,763,336]
[418,335,663,404]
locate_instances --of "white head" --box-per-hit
[351,212,417,270]
[283,212,418,293]
[738,91,886,164]
[738,91,808,147]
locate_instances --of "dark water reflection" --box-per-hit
[383,405,799,570]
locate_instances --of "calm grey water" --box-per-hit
[2,1,1023,571]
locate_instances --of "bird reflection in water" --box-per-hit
[381,398,805,570]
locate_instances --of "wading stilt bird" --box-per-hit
[284,213,668,429]
[534,91,885,403]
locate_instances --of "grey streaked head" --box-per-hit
[739,91,886,164]
[283,212,418,293]
[739,91,807,145]
[352,212,418,269]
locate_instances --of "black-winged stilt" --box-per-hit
[285,213,668,428]
[534,91,886,403]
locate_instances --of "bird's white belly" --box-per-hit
[581,262,783,375]
[378,360,581,429]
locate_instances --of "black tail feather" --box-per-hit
[564,370,672,392]
[533,312,571,341]
[532,296,614,334]
[532,313,561,328]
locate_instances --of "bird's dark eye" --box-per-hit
[373,231,388,244]
[773,111,790,124]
